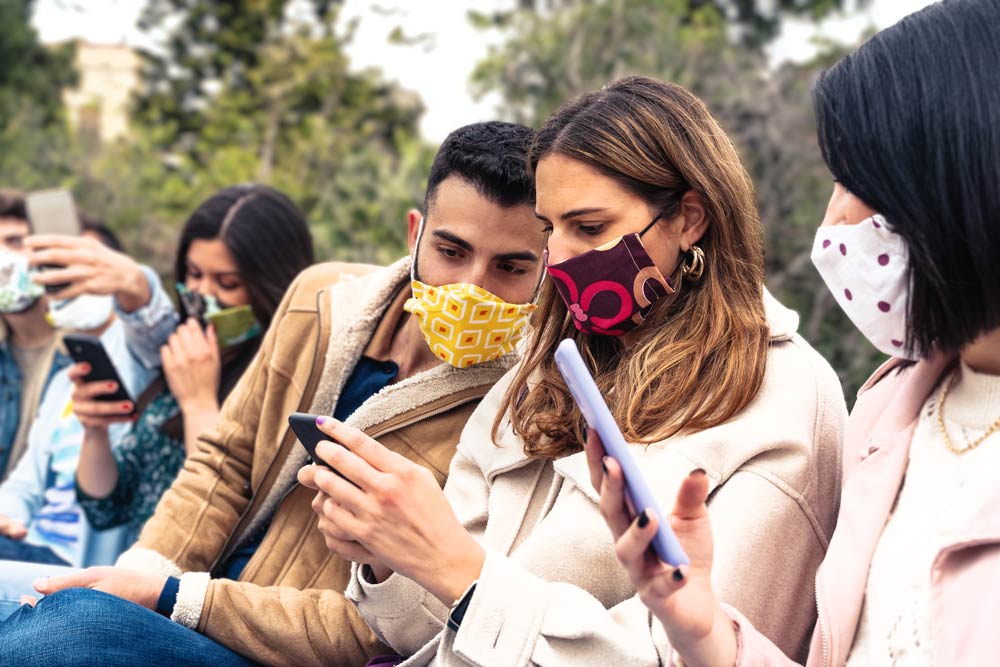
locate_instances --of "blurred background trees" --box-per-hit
[2,0,885,396]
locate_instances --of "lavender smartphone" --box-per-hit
[554,338,689,566]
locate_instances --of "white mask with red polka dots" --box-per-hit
[811,214,917,359]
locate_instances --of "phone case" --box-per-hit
[288,412,348,481]
[554,338,689,566]
[63,334,135,408]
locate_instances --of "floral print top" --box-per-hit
[77,387,186,538]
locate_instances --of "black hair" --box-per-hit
[150,184,315,438]
[80,216,123,252]
[423,121,535,215]
[175,184,315,327]
[813,0,1000,355]
[0,190,28,225]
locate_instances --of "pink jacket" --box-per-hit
[728,353,1000,667]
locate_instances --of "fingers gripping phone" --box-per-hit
[554,338,690,567]
[64,334,135,413]
[288,412,348,481]
[25,189,81,294]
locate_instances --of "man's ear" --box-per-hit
[677,191,708,252]
[406,209,423,254]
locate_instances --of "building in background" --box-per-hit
[63,42,139,142]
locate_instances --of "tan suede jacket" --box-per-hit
[115,258,518,666]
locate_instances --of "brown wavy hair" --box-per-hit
[495,76,770,459]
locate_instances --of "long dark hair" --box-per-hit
[176,184,315,325]
[813,0,1000,355]
[152,184,314,435]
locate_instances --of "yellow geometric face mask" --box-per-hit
[404,280,537,368]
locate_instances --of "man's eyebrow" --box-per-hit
[431,229,473,252]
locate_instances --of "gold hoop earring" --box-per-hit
[682,245,705,282]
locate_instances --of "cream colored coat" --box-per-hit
[346,291,847,667]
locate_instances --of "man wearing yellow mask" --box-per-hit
[1,122,548,667]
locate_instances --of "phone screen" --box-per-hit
[25,190,81,237]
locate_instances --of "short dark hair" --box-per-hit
[176,184,315,327]
[0,190,29,225]
[423,121,534,215]
[813,0,1000,355]
[80,215,123,252]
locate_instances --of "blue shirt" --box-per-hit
[0,319,157,566]
[221,355,399,581]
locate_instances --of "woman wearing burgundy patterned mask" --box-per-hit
[598,2,1000,666]
[298,75,846,667]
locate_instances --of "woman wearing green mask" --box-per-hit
[57,184,314,540]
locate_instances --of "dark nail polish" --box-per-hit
[601,458,608,476]
[691,468,706,477]
[672,568,685,582]
[638,510,649,528]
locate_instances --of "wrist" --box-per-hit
[431,540,485,605]
[115,265,151,313]
[665,603,739,667]
[177,398,219,418]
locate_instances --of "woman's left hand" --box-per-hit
[297,417,484,605]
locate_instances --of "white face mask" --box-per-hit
[47,294,114,332]
[0,251,44,314]
[811,214,917,360]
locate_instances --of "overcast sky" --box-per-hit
[34,0,935,142]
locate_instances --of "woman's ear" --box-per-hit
[677,191,708,251]
[406,209,423,254]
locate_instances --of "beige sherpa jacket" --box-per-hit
[346,290,847,667]
[115,258,519,666]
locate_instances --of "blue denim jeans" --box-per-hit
[0,588,257,666]
[0,535,71,566]
[0,559,79,622]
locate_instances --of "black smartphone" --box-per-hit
[63,334,135,412]
[288,412,348,480]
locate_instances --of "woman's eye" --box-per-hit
[218,280,242,291]
[579,224,604,236]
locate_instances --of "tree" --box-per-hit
[98,0,434,270]
[0,0,77,189]
[471,0,883,397]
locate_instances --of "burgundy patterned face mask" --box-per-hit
[545,217,674,336]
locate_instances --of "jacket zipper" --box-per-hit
[815,575,831,667]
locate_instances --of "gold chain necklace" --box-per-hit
[936,370,1000,454]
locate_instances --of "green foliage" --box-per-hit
[0,0,78,190]
[84,0,433,272]
[472,0,883,399]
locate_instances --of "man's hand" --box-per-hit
[0,513,27,540]
[32,567,168,611]
[25,235,150,309]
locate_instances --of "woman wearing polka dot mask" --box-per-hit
[595,1,1000,666]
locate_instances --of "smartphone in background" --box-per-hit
[288,412,349,481]
[25,189,81,294]
[63,334,135,412]
[554,338,690,567]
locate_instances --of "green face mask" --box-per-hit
[176,283,262,348]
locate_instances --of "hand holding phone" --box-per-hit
[64,334,135,412]
[554,338,689,567]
